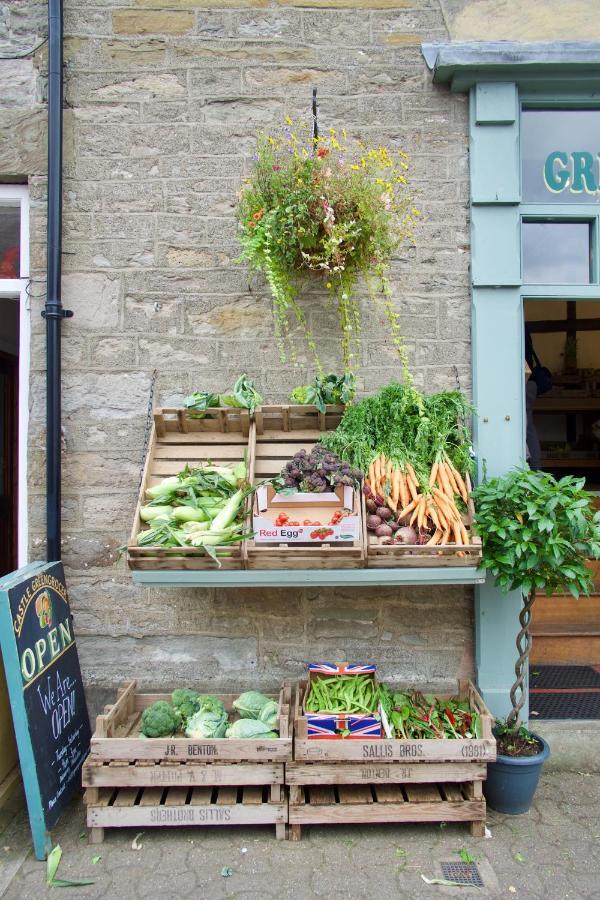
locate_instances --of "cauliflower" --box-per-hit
[226,719,278,739]
[140,701,181,738]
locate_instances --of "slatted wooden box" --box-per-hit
[288,680,495,840]
[245,405,365,569]
[365,476,482,568]
[127,407,253,571]
[82,681,292,841]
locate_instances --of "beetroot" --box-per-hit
[376,506,392,521]
[365,497,377,513]
[366,514,382,531]
[395,526,418,544]
[389,521,400,532]
[375,523,393,538]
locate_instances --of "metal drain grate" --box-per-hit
[441,861,484,887]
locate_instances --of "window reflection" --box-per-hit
[522,222,591,284]
[522,109,600,204]
[0,207,20,278]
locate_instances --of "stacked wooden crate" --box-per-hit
[82,681,292,841]
[287,680,495,840]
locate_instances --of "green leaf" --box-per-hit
[515,852,525,863]
[221,867,234,878]
[458,848,475,864]
[46,845,95,888]
[91,856,101,865]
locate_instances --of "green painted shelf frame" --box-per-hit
[132,567,486,588]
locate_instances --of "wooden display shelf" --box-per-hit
[83,681,292,841]
[288,679,493,840]
[127,407,253,571]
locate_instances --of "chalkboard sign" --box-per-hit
[0,561,91,859]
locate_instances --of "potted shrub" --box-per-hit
[237,120,419,377]
[471,468,600,814]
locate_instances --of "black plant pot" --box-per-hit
[484,733,550,815]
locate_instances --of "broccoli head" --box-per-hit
[140,700,181,738]
[171,688,201,723]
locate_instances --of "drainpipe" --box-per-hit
[43,0,72,562]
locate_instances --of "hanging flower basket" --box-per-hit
[237,119,419,377]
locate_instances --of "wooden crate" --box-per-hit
[288,680,494,839]
[365,475,482,568]
[245,405,365,569]
[83,681,292,841]
[127,407,253,571]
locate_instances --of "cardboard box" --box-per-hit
[301,663,382,739]
[253,484,360,544]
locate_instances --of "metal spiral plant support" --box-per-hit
[507,588,537,729]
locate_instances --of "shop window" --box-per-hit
[522,221,591,284]
[0,206,20,279]
[521,109,600,205]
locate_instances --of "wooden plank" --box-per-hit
[337,785,373,804]
[242,786,264,805]
[215,787,239,805]
[190,787,212,806]
[404,783,443,803]
[87,802,286,828]
[82,762,283,788]
[112,788,140,807]
[289,800,485,825]
[293,738,496,763]
[138,787,164,807]
[164,788,189,806]
[373,784,405,803]
[285,762,486,785]
[440,783,464,802]
[91,736,291,762]
[308,786,336,805]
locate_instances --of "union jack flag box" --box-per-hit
[303,663,382,739]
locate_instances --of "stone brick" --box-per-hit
[62,372,152,419]
[90,336,137,367]
[136,0,268,6]
[137,336,215,368]
[0,58,37,108]
[77,635,259,690]
[244,66,346,91]
[100,39,167,66]
[280,0,412,6]
[61,272,121,329]
[112,10,195,35]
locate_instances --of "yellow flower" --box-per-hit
[326,282,333,289]
[285,116,293,125]
[351,164,360,170]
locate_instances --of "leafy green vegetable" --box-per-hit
[320,382,473,484]
[258,699,279,730]
[183,391,220,417]
[185,708,228,739]
[379,686,481,740]
[225,719,278,739]
[290,373,356,413]
[140,701,181,738]
[232,691,274,720]
[220,374,262,414]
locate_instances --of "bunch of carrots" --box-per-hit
[365,453,471,546]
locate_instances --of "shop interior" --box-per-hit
[524,299,600,714]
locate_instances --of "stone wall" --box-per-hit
[4,0,597,713]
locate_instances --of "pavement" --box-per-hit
[1,772,599,899]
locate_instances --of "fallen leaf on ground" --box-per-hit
[131,832,143,851]
[46,845,95,888]
[421,875,465,887]
[458,848,475,864]
[221,867,233,877]
[515,852,525,863]
[484,827,492,839]
[91,856,101,864]
[509,887,517,893]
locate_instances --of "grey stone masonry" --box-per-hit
[14,0,592,697]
